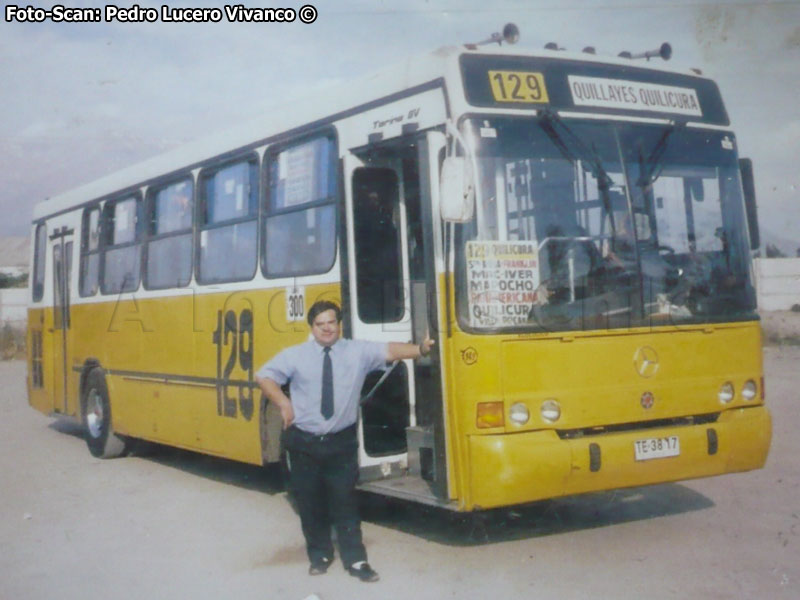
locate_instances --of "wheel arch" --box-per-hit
[78,358,102,416]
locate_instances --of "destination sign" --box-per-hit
[568,75,702,117]
[460,54,728,125]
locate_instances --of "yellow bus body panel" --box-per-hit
[27,308,52,414]
[468,406,771,509]
[33,284,340,465]
[442,316,770,510]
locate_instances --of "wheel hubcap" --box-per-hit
[86,389,104,439]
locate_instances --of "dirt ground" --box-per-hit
[761,310,800,345]
[1,345,799,600]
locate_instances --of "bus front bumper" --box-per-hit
[467,406,771,510]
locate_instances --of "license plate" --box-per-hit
[634,435,680,461]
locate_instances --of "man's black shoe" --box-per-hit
[347,562,380,582]
[308,557,332,576]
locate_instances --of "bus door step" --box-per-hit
[357,472,455,509]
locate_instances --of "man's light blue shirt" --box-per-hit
[257,338,388,435]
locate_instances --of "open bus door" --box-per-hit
[342,131,451,505]
[342,152,416,479]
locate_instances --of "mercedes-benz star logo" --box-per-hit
[633,346,660,378]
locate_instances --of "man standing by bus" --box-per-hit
[255,300,434,583]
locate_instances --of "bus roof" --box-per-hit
[32,44,719,222]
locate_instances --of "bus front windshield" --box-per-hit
[455,116,756,333]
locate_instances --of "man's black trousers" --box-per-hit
[282,424,367,568]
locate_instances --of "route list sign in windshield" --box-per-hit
[466,241,541,328]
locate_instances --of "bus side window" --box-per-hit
[101,196,142,294]
[79,207,101,297]
[32,223,47,302]
[145,177,194,289]
[197,156,259,284]
[263,135,337,277]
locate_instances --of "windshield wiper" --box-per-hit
[635,120,686,188]
[538,109,614,192]
[537,108,619,245]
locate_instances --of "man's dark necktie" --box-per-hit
[321,347,334,419]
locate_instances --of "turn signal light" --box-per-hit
[477,402,505,429]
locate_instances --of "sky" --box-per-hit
[2,0,799,253]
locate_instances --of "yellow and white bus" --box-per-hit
[27,29,770,511]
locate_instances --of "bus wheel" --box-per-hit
[82,369,127,458]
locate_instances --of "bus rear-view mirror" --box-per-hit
[440,156,475,223]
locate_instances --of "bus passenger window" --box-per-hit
[145,178,193,289]
[32,223,47,302]
[263,136,337,277]
[198,157,258,284]
[101,196,142,294]
[79,207,101,296]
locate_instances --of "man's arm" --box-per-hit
[386,336,435,362]
[256,376,294,430]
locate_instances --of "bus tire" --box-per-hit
[82,368,127,458]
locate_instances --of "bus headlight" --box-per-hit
[540,399,561,423]
[509,402,530,425]
[718,382,734,404]
[742,379,757,401]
